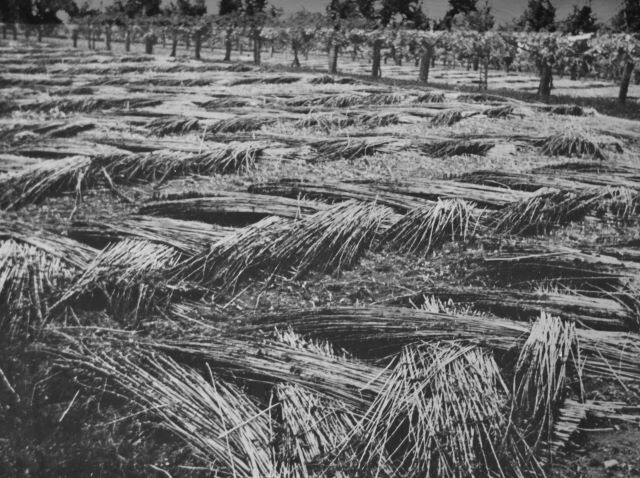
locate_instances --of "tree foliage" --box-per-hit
[612,0,640,32]
[0,0,79,23]
[443,0,477,29]
[219,0,241,16]
[380,0,427,28]
[452,0,494,32]
[518,0,556,32]
[564,4,597,34]
[169,0,206,16]
[327,0,426,28]
[110,0,161,18]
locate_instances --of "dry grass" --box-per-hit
[140,192,325,223]
[512,313,577,462]
[286,92,406,109]
[539,105,586,116]
[421,139,495,157]
[245,306,530,357]
[53,239,183,320]
[0,219,96,341]
[356,343,539,477]
[251,178,429,212]
[23,97,162,114]
[493,187,606,235]
[295,112,400,131]
[311,137,400,161]
[415,92,446,103]
[70,215,232,254]
[145,116,201,136]
[384,199,481,256]
[58,347,277,476]
[179,200,393,287]
[431,109,472,127]
[98,142,264,183]
[485,105,515,118]
[269,200,394,279]
[0,156,91,209]
[538,132,606,160]
[273,329,361,476]
[207,116,279,134]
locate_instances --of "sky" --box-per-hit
[88,0,623,24]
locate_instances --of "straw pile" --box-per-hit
[179,200,393,287]
[512,314,577,462]
[70,215,233,254]
[53,239,183,320]
[538,132,606,160]
[59,347,277,476]
[356,343,540,477]
[0,156,91,209]
[384,199,481,256]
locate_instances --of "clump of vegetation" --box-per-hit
[538,132,607,160]
[422,139,495,157]
[146,117,201,136]
[493,187,605,235]
[431,109,469,127]
[415,91,446,103]
[384,199,481,256]
[0,156,91,209]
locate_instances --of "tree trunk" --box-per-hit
[538,62,553,99]
[473,56,479,71]
[619,61,635,104]
[371,39,382,79]
[419,45,434,84]
[328,44,339,74]
[252,29,261,66]
[291,45,300,68]
[185,36,190,50]
[171,32,178,57]
[570,61,577,81]
[145,37,154,55]
[483,58,489,90]
[194,32,202,60]
[125,30,131,52]
[224,34,232,61]
[72,30,78,48]
[105,27,111,50]
[87,29,92,49]
[37,25,42,42]
[162,32,166,48]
